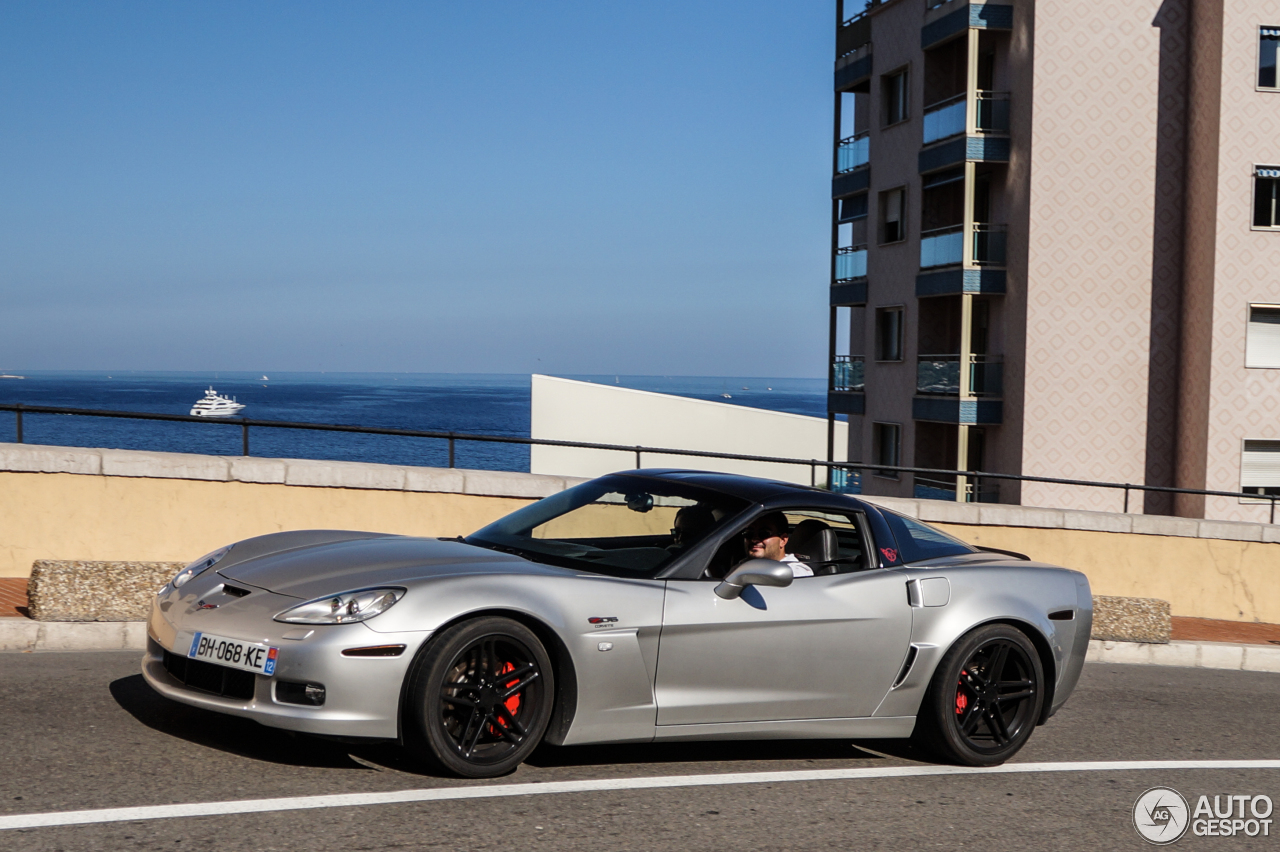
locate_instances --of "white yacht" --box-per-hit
[190,387,245,417]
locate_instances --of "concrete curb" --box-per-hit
[4,620,1280,673]
[0,620,147,652]
[1087,639,1280,672]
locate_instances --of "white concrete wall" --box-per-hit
[529,375,847,486]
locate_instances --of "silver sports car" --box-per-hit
[142,470,1092,777]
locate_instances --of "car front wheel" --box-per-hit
[912,623,1045,766]
[406,616,555,778]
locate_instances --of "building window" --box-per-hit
[1249,163,1280,225]
[1261,27,1280,88]
[1254,166,1280,227]
[873,422,901,478]
[880,187,905,244]
[883,68,908,126]
[1241,440,1280,498]
[875,306,904,361]
[1246,304,1280,367]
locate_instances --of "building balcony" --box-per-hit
[922,91,1008,146]
[922,2,1014,51]
[919,223,1006,270]
[837,9,872,59]
[832,355,865,392]
[971,223,1006,266]
[835,245,868,281]
[837,132,870,174]
[916,354,1003,397]
[920,225,963,268]
[923,94,966,145]
[975,90,1009,133]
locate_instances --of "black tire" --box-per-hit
[912,623,1045,766]
[405,617,555,778]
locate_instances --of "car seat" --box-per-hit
[786,519,839,575]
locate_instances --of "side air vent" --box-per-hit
[1048,609,1075,621]
[222,585,252,598]
[892,645,920,688]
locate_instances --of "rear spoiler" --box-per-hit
[975,545,1031,561]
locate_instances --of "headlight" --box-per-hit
[273,588,405,625]
[170,545,233,590]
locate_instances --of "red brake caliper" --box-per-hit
[489,662,522,733]
[955,670,969,715]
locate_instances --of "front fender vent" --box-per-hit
[892,645,920,688]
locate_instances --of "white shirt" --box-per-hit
[780,553,814,578]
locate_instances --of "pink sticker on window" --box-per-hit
[880,547,898,563]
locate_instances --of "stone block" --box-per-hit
[1131,514,1203,538]
[0,443,102,475]
[229,456,287,484]
[1149,642,1200,668]
[403,467,466,494]
[1261,525,1280,544]
[1085,639,1104,662]
[1242,645,1280,673]
[1197,520,1264,542]
[1197,642,1245,670]
[978,504,1064,529]
[0,619,39,651]
[284,459,407,490]
[37,621,127,651]
[1091,595,1170,643]
[1063,510,1132,534]
[101,449,230,482]
[462,469,565,499]
[28,560,182,622]
[916,499,981,525]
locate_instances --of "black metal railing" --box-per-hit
[2,402,1277,523]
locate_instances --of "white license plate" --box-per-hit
[186,632,278,676]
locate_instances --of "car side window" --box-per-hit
[700,509,869,580]
[781,510,868,575]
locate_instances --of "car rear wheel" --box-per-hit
[912,623,1044,766]
[406,617,555,778]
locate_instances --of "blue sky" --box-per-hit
[1,2,835,376]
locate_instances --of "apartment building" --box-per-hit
[825,0,1280,522]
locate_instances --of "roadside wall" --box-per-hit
[3,443,1279,624]
[0,444,572,579]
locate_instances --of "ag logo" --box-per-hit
[1134,786,1190,845]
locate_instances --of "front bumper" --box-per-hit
[142,587,431,739]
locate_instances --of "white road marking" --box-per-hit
[4,760,1280,831]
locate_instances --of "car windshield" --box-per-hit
[466,475,751,578]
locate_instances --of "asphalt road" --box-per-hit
[2,652,1279,851]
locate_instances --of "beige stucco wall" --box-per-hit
[1020,0,1171,513]
[1196,1,1280,522]
[933,521,1280,625]
[0,471,532,579]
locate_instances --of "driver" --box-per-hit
[739,512,813,577]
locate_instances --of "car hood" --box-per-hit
[216,534,546,599]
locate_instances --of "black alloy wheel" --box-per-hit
[913,623,1044,766]
[406,617,554,778]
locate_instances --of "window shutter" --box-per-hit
[1246,306,1280,367]
[1241,441,1280,489]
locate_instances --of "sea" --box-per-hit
[0,372,829,473]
